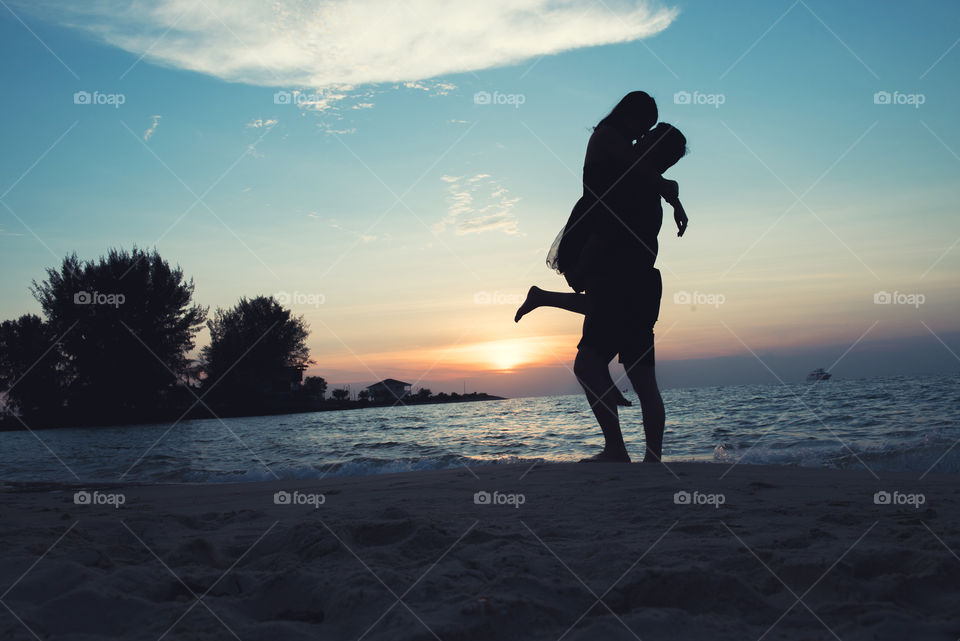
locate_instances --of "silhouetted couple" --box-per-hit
[516,91,688,463]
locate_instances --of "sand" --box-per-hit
[1,462,958,640]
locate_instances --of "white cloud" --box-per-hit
[143,114,161,141]
[402,80,457,96]
[40,0,678,89]
[435,173,520,236]
[247,118,278,128]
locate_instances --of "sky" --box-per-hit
[1,0,958,398]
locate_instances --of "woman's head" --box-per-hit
[597,91,658,140]
[638,123,687,173]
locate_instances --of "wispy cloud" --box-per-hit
[246,118,277,128]
[402,80,457,96]
[323,217,380,243]
[320,126,357,135]
[143,114,161,141]
[39,0,678,88]
[435,173,520,236]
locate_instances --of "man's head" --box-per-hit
[638,123,687,173]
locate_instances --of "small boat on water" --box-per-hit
[806,368,832,382]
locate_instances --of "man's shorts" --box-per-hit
[577,267,662,372]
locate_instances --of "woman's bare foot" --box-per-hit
[578,448,631,463]
[514,286,544,323]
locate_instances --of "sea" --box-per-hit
[1,373,957,484]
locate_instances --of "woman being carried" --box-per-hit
[515,94,689,462]
[515,122,688,323]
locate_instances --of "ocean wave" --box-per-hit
[197,455,551,483]
[1,373,956,483]
[712,434,960,475]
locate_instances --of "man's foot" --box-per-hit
[642,453,662,463]
[578,449,631,463]
[514,286,543,323]
[614,389,632,406]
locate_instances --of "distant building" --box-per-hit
[366,378,412,401]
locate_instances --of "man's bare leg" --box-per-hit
[573,346,630,462]
[627,365,665,462]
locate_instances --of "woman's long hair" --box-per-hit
[595,91,658,138]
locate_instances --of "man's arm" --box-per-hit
[634,167,686,235]
[625,150,680,206]
[672,198,688,237]
[659,177,679,207]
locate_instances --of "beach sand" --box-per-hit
[2,462,958,640]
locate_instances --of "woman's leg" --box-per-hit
[514,286,590,322]
[518,287,633,407]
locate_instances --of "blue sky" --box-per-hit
[1,0,958,396]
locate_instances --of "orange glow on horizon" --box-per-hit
[312,334,582,380]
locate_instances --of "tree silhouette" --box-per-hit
[30,248,206,421]
[302,375,327,399]
[331,388,349,401]
[0,314,65,421]
[202,296,311,406]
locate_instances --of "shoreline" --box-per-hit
[3,462,957,640]
[0,393,507,432]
